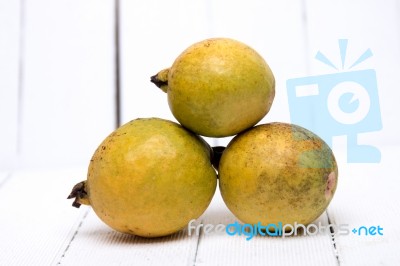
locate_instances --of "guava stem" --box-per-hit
[150,68,169,93]
[67,181,91,208]
[211,146,226,173]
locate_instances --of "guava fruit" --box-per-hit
[68,118,217,238]
[151,38,275,137]
[218,122,338,228]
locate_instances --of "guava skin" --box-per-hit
[153,38,275,137]
[218,122,338,227]
[77,118,217,237]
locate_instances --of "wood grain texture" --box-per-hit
[0,168,88,265]
[194,189,339,266]
[57,210,200,266]
[326,146,400,265]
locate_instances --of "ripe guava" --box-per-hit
[218,122,338,228]
[68,118,217,237]
[151,38,275,137]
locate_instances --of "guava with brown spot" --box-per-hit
[151,38,275,137]
[218,122,338,228]
[68,118,217,237]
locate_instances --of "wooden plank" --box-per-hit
[325,146,400,265]
[58,209,200,266]
[194,186,338,266]
[0,168,89,265]
[18,0,116,168]
[0,0,20,170]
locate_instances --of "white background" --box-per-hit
[1,1,400,265]
[1,0,399,170]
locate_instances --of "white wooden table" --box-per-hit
[1,147,399,266]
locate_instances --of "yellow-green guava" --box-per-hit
[151,38,275,137]
[68,118,217,237]
[218,122,338,228]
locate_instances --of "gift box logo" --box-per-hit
[287,39,382,163]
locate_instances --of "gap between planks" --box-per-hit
[192,219,204,266]
[53,208,91,265]
[0,172,13,189]
[326,209,341,266]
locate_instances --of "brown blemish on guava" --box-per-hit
[325,172,336,199]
